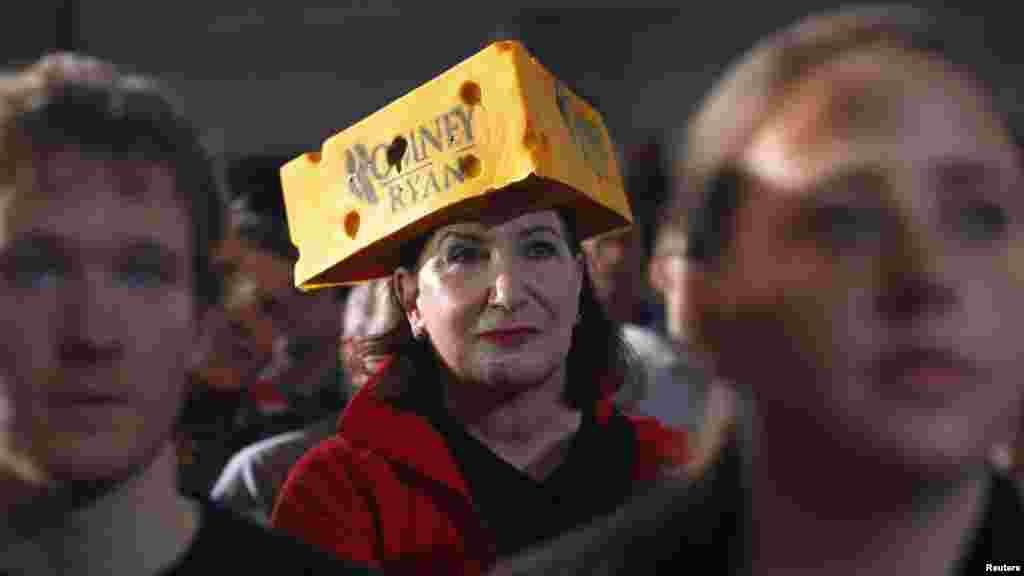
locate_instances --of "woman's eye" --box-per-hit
[812,205,883,249]
[446,243,484,264]
[956,200,1008,244]
[524,240,558,259]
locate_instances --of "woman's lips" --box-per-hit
[873,346,980,398]
[477,328,539,346]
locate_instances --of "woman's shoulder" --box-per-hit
[285,431,394,484]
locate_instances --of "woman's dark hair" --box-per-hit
[364,206,636,411]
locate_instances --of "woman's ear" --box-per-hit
[393,267,425,338]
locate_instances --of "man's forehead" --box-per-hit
[742,51,909,191]
[2,152,187,252]
[741,46,1013,196]
[36,147,176,198]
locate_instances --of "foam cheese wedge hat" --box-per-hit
[280,40,633,290]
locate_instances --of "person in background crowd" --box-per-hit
[638,207,736,469]
[588,142,680,413]
[338,278,404,394]
[211,278,400,525]
[178,158,348,496]
[224,156,348,435]
[607,141,722,442]
[0,52,374,575]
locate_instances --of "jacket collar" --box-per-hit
[337,361,471,497]
[336,360,625,498]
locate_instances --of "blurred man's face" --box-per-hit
[583,226,645,324]
[199,241,279,390]
[0,147,199,484]
[701,46,1024,476]
[340,280,400,390]
[215,243,341,396]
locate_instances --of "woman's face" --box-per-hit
[700,45,1024,474]
[399,210,584,396]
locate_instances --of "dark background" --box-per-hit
[4,2,1019,177]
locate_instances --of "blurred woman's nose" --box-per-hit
[875,219,957,323]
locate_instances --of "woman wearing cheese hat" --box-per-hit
[270,41,688,574]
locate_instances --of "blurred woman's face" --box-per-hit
[400,210,584,397]
[701,45,1024,474]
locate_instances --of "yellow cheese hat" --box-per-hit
[280,40,632,290]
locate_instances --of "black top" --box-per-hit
[956,469,1024,572]
[492,438,1024,576]
[426,404,638,556]
[618,441,1024,574]
[161,500,378,575]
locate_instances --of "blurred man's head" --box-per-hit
[582,226,645,325]
[583,142,665,326]
[340,279,401,391]
[681,7,1024,478]
[201,157,343,397]
[0,54,222,492]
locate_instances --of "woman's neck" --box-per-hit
[444,365,582,479]
[746,408,989,576]
[1,442,200,576]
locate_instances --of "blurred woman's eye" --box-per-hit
[810,204,883,250]
[523,240,559,260]
[955,200,1008,244]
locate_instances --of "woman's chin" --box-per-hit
[470,360,560,395]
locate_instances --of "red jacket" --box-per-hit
[272,376,687,575]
